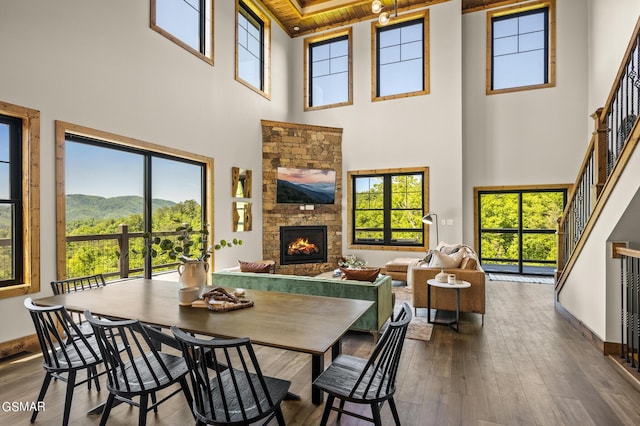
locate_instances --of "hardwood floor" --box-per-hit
[3,279,640,425]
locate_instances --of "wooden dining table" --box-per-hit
[34,278,374,404]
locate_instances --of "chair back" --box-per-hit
[85,312,181,394]
[24,298,102,372]
[171,326,288,424]
[350,302,412,400]
[51,274,107,295]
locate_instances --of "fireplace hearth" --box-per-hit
[280,226,327,265]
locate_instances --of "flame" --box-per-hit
[287,237,319,255]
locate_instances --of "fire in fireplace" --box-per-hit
[280,226,327,265]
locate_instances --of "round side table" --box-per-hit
[426,279,471,332]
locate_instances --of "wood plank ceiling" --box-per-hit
[259,0,524,37]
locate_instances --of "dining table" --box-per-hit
[34,278,374,405]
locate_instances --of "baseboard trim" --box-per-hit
[0,334,39,359]
[554,299,609,354]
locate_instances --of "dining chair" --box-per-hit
[312,302,412,426]
[171,326,291,425]
[51,274,108,336]
[24,298,104,426]
[85,311,193,426]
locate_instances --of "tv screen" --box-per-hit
[276,167,336,204]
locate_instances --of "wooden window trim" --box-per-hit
[371,10,430,102]
[0,101,40,299]
[235,0,272,100]
[54,121,215,280]
[486,0,556,95]
[304,27,353,111]
[150,0,215,66]
[347,166,429,252]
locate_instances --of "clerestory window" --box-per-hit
[236,0,271,99]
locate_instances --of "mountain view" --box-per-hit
[66,194,176,222]
[276,179,335,204]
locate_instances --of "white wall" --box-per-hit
[461,0,590,245]
[0,0,292,343]
[289,0,464,268]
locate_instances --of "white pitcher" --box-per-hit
[177,260,209,293]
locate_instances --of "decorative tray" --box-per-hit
[192,287,254,312]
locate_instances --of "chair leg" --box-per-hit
[337,399,346,420]
[99,393,116,426]
[179,378,194,419]
[150,392,158,414]
[90,366,101,391]
[371,402,382,426]
[388,397,401,426]
[31,372,52,422]
[319,395,335,426]
[62,371,77,426]
[274,406,286,426]
[139,394,149,426]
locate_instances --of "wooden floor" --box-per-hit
[3,279,640,425]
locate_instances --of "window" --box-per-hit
[151,0,214,65]
[0,101,40,299]
[348,167,428,250]
[372,11,429,101]
[475,185,568,275]
[487,0,555,94]
[236,1,271,99]
[304,28,352,110]
[56,121,213,281]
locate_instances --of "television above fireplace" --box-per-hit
[276,167,336,204]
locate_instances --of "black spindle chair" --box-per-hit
[50,274,108,336]
[171,326,291,425]
[24,298,104,426]
[313,302,412,426]
[85,312,193,426]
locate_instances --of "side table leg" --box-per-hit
[427,283,432,324]
[455,288,460,333]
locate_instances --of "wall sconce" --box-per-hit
[372,0,398,26]
[422,212,438,246]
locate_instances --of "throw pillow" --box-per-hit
[340,267,380,283]
[437,241,462,255]
[422,250,434,264]
[428,250,464,269]
[238,260,272,274]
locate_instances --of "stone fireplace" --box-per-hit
[262,120,343,276]
[280,226,327,265]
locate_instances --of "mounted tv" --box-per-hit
[276,167,336,204]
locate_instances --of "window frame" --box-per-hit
[371,10,430,102]
[235,0,271,99]
[150,0,215,66]
[304,28,353,111]
[0,101,40,299]
[347,167,429,252]
[486,0,556,95]
[55,121,214,281]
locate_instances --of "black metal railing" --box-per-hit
[617,247,640,371]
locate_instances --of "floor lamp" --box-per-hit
[422,212,438,246]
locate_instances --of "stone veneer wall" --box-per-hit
[261,120,342,276]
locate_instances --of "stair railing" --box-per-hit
[556,17,640,292]
[615,247,640,371]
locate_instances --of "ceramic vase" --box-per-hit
[178,260,209,293]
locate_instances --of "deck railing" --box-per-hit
[616,247,640,371]
[556,18,640,289]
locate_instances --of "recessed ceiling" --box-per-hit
[259,0,519,37]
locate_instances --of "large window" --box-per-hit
[151,0,214,64]
[348,167,428,250]
[0,101,40,298]
[236,1,271,99]
[487,0,555,94]
[475,185,568,275]
[305,29,352,110]
[56,122,212,281]
[372,11,429,101]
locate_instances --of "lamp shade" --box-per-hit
[422,213,434,225]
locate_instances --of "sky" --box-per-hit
[277,167,336,185]
[65,141,202,203]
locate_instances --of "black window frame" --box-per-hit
[238,0,265,92]
[490,6,550,91]
[351,171,425,248]
[64,134,207,279]
[375,18,425,98]
[0,115,23,287]
[308,34,350,108]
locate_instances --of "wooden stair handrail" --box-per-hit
[616,247,640,259]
